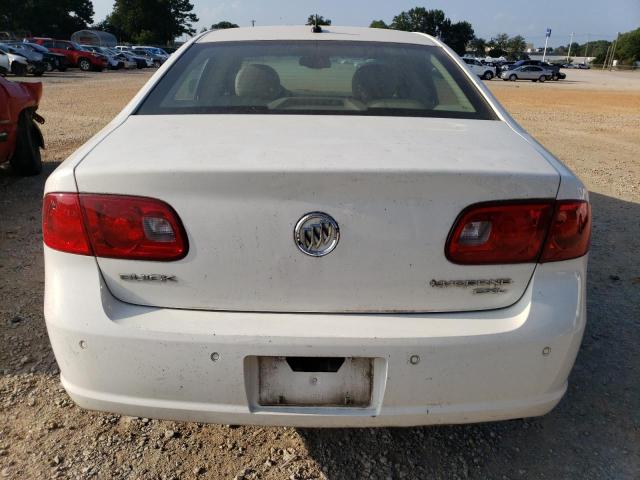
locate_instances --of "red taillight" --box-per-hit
[43,193,92,255]
[446,201,554,264]
[43,193,187,261]
[540,200,591,262]
[446,199,590,265]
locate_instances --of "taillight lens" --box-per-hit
[446,199,591,264]
[43,193,92,255]
[540,200,591,262]
[446,201,554,264]
[43,193,187,261]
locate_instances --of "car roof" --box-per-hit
[198,26,437,46]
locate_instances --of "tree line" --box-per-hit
[552,30,640,65]
[0,0,95,38]
[467,34,527,59]
[96,0,198,44]
[1,1,638,64]
[610,29,640,65]
[0,0,199,45]
[369,8,474,56]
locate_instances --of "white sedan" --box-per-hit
[462,57,496,80]
[0,46,29,76]
[43,26,590,427]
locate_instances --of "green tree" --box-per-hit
[93,17,126,40]
[390,7,448,36]
[554,45,568,55]
[107,0,198,45]
[211,21,238,30]
[568,41,581,55]
[445,21,474,55]
[469,37,487,56]
[0,0,94,37]
[615,28,640,64]
[487,33,509,57]
[306,15,331,26]
[387,7,474,55]
[486,33,528,59]
[556,42,581,56]
[556,40,606,59]
[369,20,389,29]
[585,39,611,61]
[506,35,527,58]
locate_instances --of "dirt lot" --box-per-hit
[1,69,639,479]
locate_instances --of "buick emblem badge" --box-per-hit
[294,212,340,257]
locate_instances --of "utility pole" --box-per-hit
[602,44,611,70]
[542,28,551,62]
[584,34,590,65]
[609,32,620,70]
[566,31,574,63]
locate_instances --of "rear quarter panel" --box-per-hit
[0,80,11,162]
[0,78,40,162]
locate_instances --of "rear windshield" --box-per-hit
[137,41,495,119]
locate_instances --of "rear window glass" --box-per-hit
[137,41,495,119]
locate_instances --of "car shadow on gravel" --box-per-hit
[1,162,60,375]
[298,192,640,479]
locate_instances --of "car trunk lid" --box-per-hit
[74,115,559,313]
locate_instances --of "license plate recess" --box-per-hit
[258,356,372,407]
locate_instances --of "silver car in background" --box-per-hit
[501,65,553,82]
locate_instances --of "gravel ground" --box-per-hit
[1,69,639,479]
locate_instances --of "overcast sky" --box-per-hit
[91,0,639,47]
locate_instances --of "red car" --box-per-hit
[0,76,44,175]
[30,38,107,72]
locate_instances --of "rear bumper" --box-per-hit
[44,248,587,427]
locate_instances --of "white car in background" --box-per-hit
[0,46,29,76]
[82,45,136,70]
[115,45,159,67]
[110,50,138,69]
[462,57,496,80]
[43,26,590,427]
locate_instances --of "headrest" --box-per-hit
[352,64,399,102]
[235,64,283,100]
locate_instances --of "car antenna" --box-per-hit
[311,14,322,33]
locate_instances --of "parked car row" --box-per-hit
[562,63,590,69]
[80,45,155,69]
[115,45,170,67]
[462,57,568,83]
[499,60,566,81]
[0,44,30,76]
[0,42,48,76]
[0,38,172,77]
